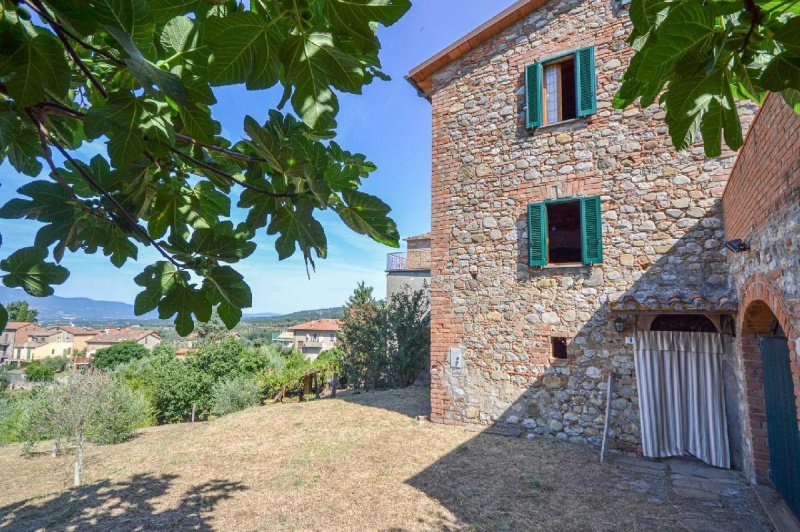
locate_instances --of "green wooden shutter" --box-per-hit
[528,203,547,267]
[581,196,603,264]
[525,62,542,129]
[575,46,597,117]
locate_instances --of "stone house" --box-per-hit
[85,328,161,356]
[55,325,101,352]
[408,0,800,517]
[0,321,34,364]
[289,319,341,360]
[386,232,432,298]
[11,326,73,362]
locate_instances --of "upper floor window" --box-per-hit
[526,46,597,129]
[528,196,603,267]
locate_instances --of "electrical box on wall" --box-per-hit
[448,347,464,369]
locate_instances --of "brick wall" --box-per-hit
[725,93,800,483]
[724,93,800,241]
[424,0,751,447]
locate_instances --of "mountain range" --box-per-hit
[0,287,279,325]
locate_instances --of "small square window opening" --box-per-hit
[546,200,582,264]
[542,57,576,125]
[551,337,568,359]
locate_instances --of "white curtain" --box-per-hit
[634,331,730,469]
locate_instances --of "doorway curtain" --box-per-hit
[634,331,730,468]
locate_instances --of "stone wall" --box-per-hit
[427,0,751,449]
[724,93,800,482]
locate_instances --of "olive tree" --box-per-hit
[18,372,150,486]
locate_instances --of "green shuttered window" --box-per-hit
[525,63,543,129]
[527,196,603,267]
[525,46,596,129]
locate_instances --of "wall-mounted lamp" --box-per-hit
[613,317,626,333]
[724,239,750,253]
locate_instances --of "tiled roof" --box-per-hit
[16,341,43,348]
[609,291,737,313]
[405,232,431,242]
[87,328,160,344]
[27,327,60,337]
[3,321,34,330]
[56,326,101,335]
[289,319,341,332]
[408,0,548,96]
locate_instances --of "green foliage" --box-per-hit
[41,356,67,374]
[0,392,24,444]
[15,373,150,453]
[257,350,314,399]
[92,340,149,369]
[115,348,206,423]
[5,300,38,322]
[88,380,154,444]
[0,0,408,336]
[617,0,800,156]
[340,285,430,390]
[210,374,261,416]
[24,361,54,382]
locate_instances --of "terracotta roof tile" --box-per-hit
[288,319,341,332]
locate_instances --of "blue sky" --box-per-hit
[0,1,516,314]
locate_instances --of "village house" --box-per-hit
[0,321,34,364]
[11,326,73,362]
[55,325,101,352]
[409,0,800,519]
[85,328,161,356]
[386,232,432,299]
[289,319,341,360]
[271,330,296,349]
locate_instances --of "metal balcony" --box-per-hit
[386,252,409,271]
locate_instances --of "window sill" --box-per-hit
[531,117,587,133]
[542,263,587,270]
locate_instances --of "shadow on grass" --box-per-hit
[336,386,431,419]
[0,473,246,531]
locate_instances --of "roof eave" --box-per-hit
[407,0,547,98]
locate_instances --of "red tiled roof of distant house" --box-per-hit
[405,232,431,242]
[26,327,61,338]
[87,328,161,344]
[56,326,101,336]
[3,321,34,330]
[289,319,341,332]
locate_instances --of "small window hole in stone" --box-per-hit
[551,336,568,359]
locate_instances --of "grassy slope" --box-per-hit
[0,388,768,531]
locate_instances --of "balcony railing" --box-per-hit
[387,250,431,271]
[386,252,408,271]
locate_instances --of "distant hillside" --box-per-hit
[242,307,343,326]
[0,287,161,325]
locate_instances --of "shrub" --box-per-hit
[340,285,430,390]
[89,382,154,444]
[25,361,54,382]
[93,341,149,369]
[210,375,261,416]
[0,392,23,444]
[42,356,67,374]
[185,337,245,381]
[116,351,206,424]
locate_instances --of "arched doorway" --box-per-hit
[650,314,718,333]
[741,300,800,519]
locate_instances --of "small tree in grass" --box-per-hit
[92,341,149,369]
[18,373,150,486]
[210,375,261,416]
[24,361,54,382]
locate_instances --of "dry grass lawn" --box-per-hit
[0,387,769,531]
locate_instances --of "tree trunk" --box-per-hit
[331,373,338,398]
[74,429,84,487]
[52,438,60,458]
